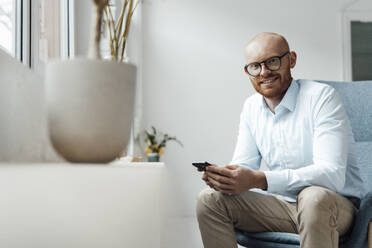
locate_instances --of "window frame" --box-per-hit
[31,0,74,73]
[16,0,74,69]
[342,11,372,81]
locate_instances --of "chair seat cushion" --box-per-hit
[235,229,350,247]
[236,231,300,245]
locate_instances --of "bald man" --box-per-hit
[196,33,363,248]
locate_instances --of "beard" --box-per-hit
[251,69,292,99]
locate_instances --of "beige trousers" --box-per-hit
[196,186,356,248]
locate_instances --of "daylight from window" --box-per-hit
[0,0,14,55]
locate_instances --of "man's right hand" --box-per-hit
[202,171,212,188]
[200,165,216,189]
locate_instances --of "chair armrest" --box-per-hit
[346,192,372,248]
[369,221,371,248]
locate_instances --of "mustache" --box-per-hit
[257,75,279,83]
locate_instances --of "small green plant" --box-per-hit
[144,126,183,155]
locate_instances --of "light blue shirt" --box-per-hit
[230,79,363,202]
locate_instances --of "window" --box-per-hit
[32,0,73,74]
[0,0,73,69]
[351,21,372,81]
[0,0,16,56]
[342,10,372,81]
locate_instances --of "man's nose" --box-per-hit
[260,63,271,77]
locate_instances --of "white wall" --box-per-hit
[140,0,372,218]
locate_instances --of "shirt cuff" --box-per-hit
[263,170,288,194]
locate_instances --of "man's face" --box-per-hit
[244,37,296,100]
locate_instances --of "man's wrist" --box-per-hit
[254,171,268,190]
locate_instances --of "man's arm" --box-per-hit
[230,100,262,169]
[202,100,264,194]
[264,87,349,197]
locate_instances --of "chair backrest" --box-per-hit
[315,80,372,194]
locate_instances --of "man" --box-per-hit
[196,32,363,248]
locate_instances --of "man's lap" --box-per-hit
[198,186,355,235]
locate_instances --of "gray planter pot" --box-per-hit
[45,58,136,163]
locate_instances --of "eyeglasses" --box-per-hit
[244,51,290,77]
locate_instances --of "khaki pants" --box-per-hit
[196,186,356,248]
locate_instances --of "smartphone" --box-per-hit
[192,161,211,171]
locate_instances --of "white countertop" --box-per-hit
[0,160,165,248]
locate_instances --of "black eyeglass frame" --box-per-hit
[244,51,290,77]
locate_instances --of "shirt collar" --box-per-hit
[260,79,298,112]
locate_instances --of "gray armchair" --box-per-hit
[235,80,372,248]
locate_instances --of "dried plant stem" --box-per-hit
[104,0,140,62]
[120,0,134,62]
[104,6,117,59]
[104,7,115,59]
[115,0,129,37]
[89,0,109,59]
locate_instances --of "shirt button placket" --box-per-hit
[278,117,286,169]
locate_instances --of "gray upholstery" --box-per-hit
[320,81,372,142]
[355,142,372,195]
[236,80,372,248]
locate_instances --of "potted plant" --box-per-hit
[45,0,140,163]
[144,126,183,162]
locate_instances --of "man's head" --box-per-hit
[244,32,296,101]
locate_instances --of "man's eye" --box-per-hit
[267,58,279,65]
[249,63,260,70]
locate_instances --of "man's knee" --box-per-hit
[297,186,337,227]
[298,186,333,209]
[197,188,219,216]
[196,188,231,220]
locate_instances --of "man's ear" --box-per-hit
[289,51,297,69]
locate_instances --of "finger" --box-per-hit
[206,166,234,178]
[225,165,239,170]
[206,182,214,189]
[202,173,208,181]
[211,183,234,194]
[206,171,234,185]
[221,190,235,195]
[206,180,217,190]
[208,177,234,190]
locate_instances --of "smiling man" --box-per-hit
[196,32,363,248]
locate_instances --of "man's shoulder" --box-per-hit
[295,79,342,113]
[243,93,262,109]
[296,79,336,98]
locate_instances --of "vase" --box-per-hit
[147,153,160,162]
[45,58,136,163]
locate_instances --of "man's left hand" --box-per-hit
[206,165,267,195]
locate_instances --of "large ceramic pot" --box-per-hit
[45,58,136,163]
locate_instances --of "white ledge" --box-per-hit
[0,160,165,248]
[0,161,165,168]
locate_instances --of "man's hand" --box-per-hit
[201,171,214,189]
[198,165,215,189]
[205,165,267,195]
